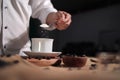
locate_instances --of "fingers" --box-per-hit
[62,11,71,22]
[56,20,71,30]
[55,11,72,30]
[57,11,71,22]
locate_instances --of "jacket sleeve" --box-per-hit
[29,0,57,24]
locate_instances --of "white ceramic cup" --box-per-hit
[31,38,54,52]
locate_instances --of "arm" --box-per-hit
[29,0,57,24]
[29,0,72,30]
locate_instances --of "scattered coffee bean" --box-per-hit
[89,64,97,70]
[0,54,5,57]
[0,59,10,68]
[6,54,12,57]
[13,60,19,64]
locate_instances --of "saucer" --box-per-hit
[24,51,61,58]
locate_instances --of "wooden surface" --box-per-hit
[0,55,120,80]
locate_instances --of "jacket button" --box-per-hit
[5,6,8,9]
[5,26,8,29]
[4,45,6,48]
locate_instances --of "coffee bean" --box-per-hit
[13,60,19,64]
[0,59,10,68]
[6,54,12,57]
[89,64,97,70]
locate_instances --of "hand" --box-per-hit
[46,11,72,30]
[55,11,72,30]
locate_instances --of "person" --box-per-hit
[0,0,72,56]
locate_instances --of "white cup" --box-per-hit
[31,38,54,52]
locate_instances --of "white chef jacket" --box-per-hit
[0,0,57,56]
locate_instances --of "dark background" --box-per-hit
[51,0,120,14]
[30,0,120,56]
